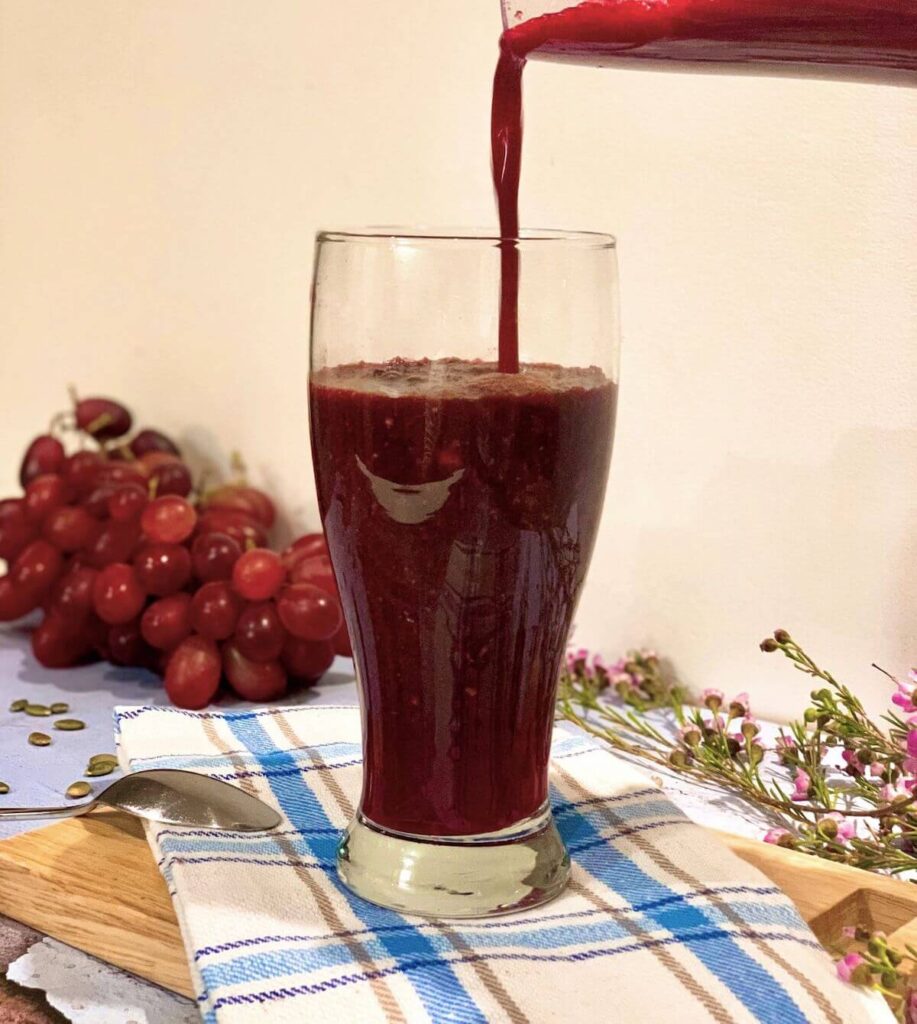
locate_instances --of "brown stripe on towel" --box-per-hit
[555,765,842,1024]
[201,714,407,1024]
[275,711,531,1024]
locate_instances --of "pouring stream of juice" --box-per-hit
[491,0,917,373]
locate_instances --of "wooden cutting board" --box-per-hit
[2,812,917,999]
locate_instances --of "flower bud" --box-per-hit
[887,949,903,967]
[760,638,779,653]
[804,707,819,723]
[856,748,874,765]
[850,962,873,986]
[748,743,764,766]
[881,969,898,989]
[681,726,701,748]
[668,750,691,770]
[818,818,839,839]
[741,719,760,739]
[774,629,790,644]
[867,935,887,957]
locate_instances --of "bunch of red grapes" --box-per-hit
[0,395,350,708]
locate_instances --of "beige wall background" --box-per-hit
[1,1,914,720]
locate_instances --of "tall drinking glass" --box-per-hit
[309,228,619,917]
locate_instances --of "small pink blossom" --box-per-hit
[836,952,867,984]
[880,782,909,803]
[892,691,915,712]
[775,734,796,751]
[702,688,724,710]
[763,827,792,845]
[905,756,917,775]
[905,984,917,1024]
[840,926,858,940]
[728,692,750,716]
[825,812,856,841]
[592,653,606,672]
[842,749,865,776]
[791,768,811,801]
[869,762,885,778]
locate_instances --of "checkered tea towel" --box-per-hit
[115,705,890,1024]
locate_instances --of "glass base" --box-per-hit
[336,806,570,918]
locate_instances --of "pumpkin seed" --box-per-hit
[84,763,114,778]
[89,753,118,766]
[9,699,27,712]
[0,782,9,794]
[25,704,51,717]
[66,781,91,799]
[53,719,86,731]
[28,732,51,746]
[50,702,70,714]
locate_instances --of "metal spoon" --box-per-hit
[0,769,281,832]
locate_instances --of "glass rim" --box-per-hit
[316,226,617,249]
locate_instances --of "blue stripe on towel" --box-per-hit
[226,712,486,1024]
[552,783,809,1024]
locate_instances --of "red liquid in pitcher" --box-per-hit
[310,360,615,836]
[491,0,917,371]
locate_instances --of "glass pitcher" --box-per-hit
[500,0,917,80]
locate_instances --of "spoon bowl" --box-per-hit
[0,769,282,832]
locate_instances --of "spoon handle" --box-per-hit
[0,802,94,822]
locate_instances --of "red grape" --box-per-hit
[141,495,197,544]
[223,642,287,701]
[11,539,63,598]
[289,554,339,601]
[141,593,192,650]
[234,602,284,662]
[0,499,38,561]
[42,505,96,551]
[108,483,148,522]
[133,543,192,596]
[130,429,180,458]
[0,576,38,621]
[24,474,69,523]
[63,451,106,495]
[276,583,341,641]
[281,635,334,680]
[189,581,242,640]
[149,460,192,498]
[164,635,220,709]
[94,462,146,489]
[50,565,97,622]
[75,396,132,440]
[20,435,65,488]
[31,612,92,668]
[196,509,268,549]
[136,451,180,477]
[108,620,155,667]
[84,521,140,567]
[190,531,242,582]
[202,485,275,528]
[83,484,117,519]
[232,548,284,601]
[281,533,326,572]
[92,562,145,624]
[332,624,353,659]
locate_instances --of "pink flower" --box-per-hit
[841,749,865,777]
[791,768,811,801]
[841,926,858,940]
[763,827,792,845]
[905,756,917,775]
[825,812,856,841]
[869,762,885,778]
[905,985,917,1024]
[702,688,724,710]
[836,952,867,984]
[592,653,606,672]
[728,692,750,716]
[776,734,795,751]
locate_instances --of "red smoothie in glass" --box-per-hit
[310,359,615,836]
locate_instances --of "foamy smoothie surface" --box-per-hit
[311,358,611,399]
